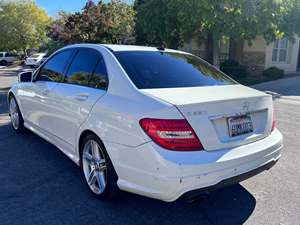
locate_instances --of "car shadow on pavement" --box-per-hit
[0,122,256,225]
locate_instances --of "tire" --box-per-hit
[9,95,26,133]
[0,60,8,66]
[81,134,119,200]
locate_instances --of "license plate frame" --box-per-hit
[227,115,253,137]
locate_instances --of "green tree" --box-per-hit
[135,0,300,66]
[103,0,136,43]
[48,0,135,45]
[0,0,50,56]
[135,0,182,48]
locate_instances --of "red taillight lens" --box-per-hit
[271,111,276,132]
[139,118,203,151]
[271,119,276,132]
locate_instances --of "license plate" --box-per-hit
[227,115,253,137]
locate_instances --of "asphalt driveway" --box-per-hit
[0,70,300,225]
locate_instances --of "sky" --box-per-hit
[36,0,133,17]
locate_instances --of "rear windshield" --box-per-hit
[114,51,236,89]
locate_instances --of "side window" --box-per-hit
[36,50,73,82]
[90,58,108,90]
[65,49,99,87]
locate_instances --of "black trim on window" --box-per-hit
[63,48,79,82]
[90,57,109,91]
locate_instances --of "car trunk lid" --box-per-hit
[141,85,273,151]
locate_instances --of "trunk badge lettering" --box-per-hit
[187,111,207,116]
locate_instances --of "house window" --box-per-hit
[272,38,288,63]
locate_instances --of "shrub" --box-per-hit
[220,60,248,79]
[262,67,284,80]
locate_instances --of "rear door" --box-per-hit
[49,48,108,148]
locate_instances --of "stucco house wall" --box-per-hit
[265,36,300,73]
[243,36,267,74]
[182,36,300,74]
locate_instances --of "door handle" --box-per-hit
[75,93,89,101]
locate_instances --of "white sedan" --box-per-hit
[8,44,283,202]
[25,53,47,67]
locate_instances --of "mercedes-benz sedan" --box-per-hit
[8,44,283,202]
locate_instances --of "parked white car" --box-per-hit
[25,53,47,67]
[8,44,283,202]
[0,52,18,66]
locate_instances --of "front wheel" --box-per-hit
[81,134,119,200]
[9,96,26,133]
[0,60,8,66]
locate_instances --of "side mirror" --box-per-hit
[18,71,33,82]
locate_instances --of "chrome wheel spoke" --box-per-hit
[95,158,105,164]
[91,140,101,159]
[95,171,106,191]
[83,151,93,164]
[87,169,96,185]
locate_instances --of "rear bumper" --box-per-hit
[107,129,283,202]
[181,158,278,201]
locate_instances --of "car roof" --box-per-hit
[62,44,190,55]
[102,44,159,52]
[101,44,189,55]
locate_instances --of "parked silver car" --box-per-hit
[0,52,18,66]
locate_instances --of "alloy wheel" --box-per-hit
[82,140,107,195]
[9,98,19,130]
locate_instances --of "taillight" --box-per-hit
[271,112,276,132]
[139,118,203,151]
[271,119,276,132]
